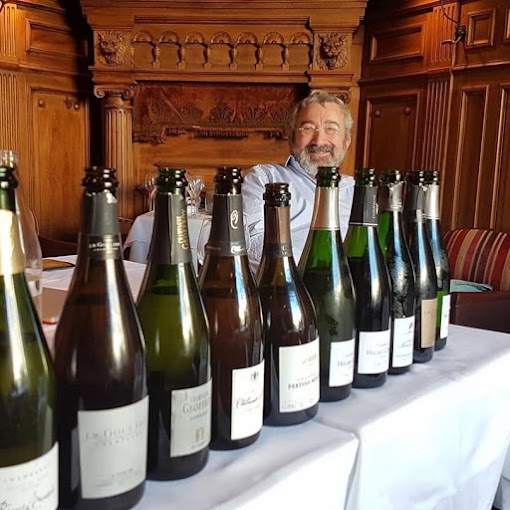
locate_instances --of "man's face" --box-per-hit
[290,102,351,177]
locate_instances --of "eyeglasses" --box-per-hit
[297,125,342,137]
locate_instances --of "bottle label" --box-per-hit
[392,316,415,368]
[349,186,378,226]
[421,298,438,348]
[83,235,123,261]
[278,338,320,413]
[0,442,58,510]
[170,379,212,457]
[0,209,25,275]
[440,294,451,339]
[231,360,264,440]
[78,396,148,499]
[329,339,355,386]
[357,330,390,374]
[207,194,247,256]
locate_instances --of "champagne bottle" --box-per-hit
[403,171,438,363]
[345,168,391,388]
[0,161,58,509]
[199,167,264,450]
[54,167,148,510]
[257,183,319,425]
[378,170,416,375]
[137,167,211,479]
[424,170,451,351]
[299,166,355,401]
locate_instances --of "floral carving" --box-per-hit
[317,33,349,70]
[96,31,128,67]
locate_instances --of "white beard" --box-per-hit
[293,144,346,177]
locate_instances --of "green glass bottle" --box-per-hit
[137,168,211,479]
[378,170,416,375]
[299,166,355,401]
[424,170,450,351]
[345,168,391,389]
[54,167,148,510]
[403,170,438,363]
[0,158,57,509]
[257,183,319,425]
[199,167,264,450]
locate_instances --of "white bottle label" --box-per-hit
[231,360,264,441]
[329,339,355,387]
[279,338,319,413]
[392,316,415,368]
[357,330,390,374]
[0,442,58,510]
[440,294,451,339]
[170,379,212,458]
[78,396,148,499]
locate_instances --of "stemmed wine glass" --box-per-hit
[187,175,204,217]
[144,173,158,212]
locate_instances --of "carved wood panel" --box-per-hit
[0,71,19,152]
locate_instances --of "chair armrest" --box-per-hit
[450,291,510,333]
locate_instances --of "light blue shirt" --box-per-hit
[242,156,355,270]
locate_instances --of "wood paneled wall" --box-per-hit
[358,0,510,233]
[0,0,90,240]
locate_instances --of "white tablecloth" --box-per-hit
[41,256,510,510]
[124,211,211,270]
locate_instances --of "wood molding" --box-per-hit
[505,6,510,43]
[466,9,496,49]
[429,4,456,65]
[0,4,17,60]
[369,24,425,64]
[0,70,19,151]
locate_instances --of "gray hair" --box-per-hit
[287,90,354,140]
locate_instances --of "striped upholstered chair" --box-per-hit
[444,229,510,333]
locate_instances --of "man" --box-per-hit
[242,90,355,269]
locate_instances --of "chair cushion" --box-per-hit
[444,229,510,291]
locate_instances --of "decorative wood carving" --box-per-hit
[133,83,299,143]
[316,33,349,70]
[421,77,449,171]
[94,83,137,100]
[0,4,16,59]
[0,71,19,151]
[96,31,129,67]
[429,4,457,64]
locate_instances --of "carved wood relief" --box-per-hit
[0,4,16,59]
[0,71,19,151]
[133,83,300,143]
[97,31,129,66]
[316,33,349,70]
[125,29,313,72]
[421,77,449,171]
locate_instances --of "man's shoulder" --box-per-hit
[246,162,293,180]
[339,173,355,190]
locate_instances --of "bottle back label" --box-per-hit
[357,330,390,374]
[329,339,355,387]
[78,396,148,499]
[0,442,58,510]
[230,360,264,440]
[392,316,415,368]
[349,186,378,226]
[420,298,437,348]
[278,338,320,412]
[170,379,212,457]
[440,294,451,339]
[207,194,247,256]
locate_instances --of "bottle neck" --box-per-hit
[149,191,191,265]
[378,182,404,212]
[206,193,247,256]
[0,209,25,276]
[424,184,440,220]
[310,186,340,230]
[349,185,378,226]
[78,189,122,261]
[403,183,425,223]
[261,204,293,258]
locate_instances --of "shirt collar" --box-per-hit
[285,155,316,184]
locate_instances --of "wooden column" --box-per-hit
[95,86,136,219]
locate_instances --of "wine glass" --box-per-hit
[144,173,158,212]
[187,175,204,217]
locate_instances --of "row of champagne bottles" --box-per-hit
[0,159,449,510]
